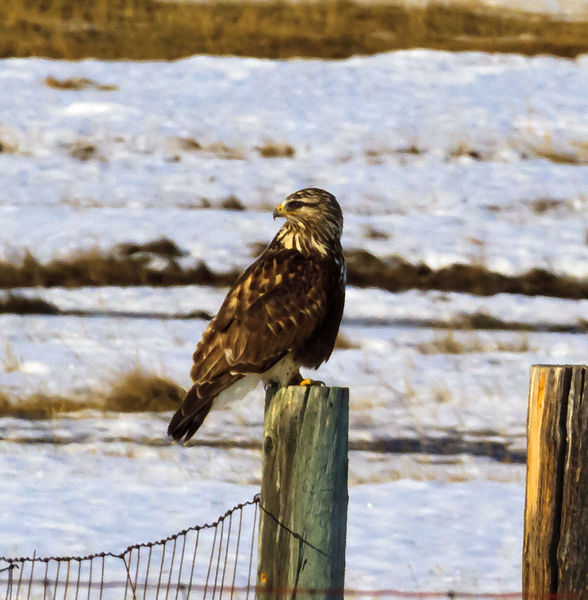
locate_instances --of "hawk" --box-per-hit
[168,188,345,442]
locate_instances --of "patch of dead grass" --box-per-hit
[257,143,295,159]
[522,133,588,165]
[44,75,117,91]
[114,238,187,259]
[345,249,588,300]
[66,140,100,161]
[454,312,515,330]
[0,392,84,419]
[0,247,238,288]
[2,343,22,373]
[103,369,183,412]
[249,242,268,257]
[534,146,588,165]
[416,331,531,354]
[0,369,184,419]
[0,244,586,301]
[364,226,389,240]
[397,144,423,155]
[206,142,244,160]
[220,195,246,211]
[0,293,59,315]
[572,140,588,164]
[334,332,360,350]
[174,137,202,152]
[365,146,425,164]
[0,1,586,60]
[0,137,18,153]
[528,197,568,214]
[448,143,483,161]
[170,137,244,160]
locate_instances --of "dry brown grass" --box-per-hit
[0,0,586,60]
[448,143,483,161]
[114,237,187,259]
[44,75,117,91]
[0,293,59,315]
[0,369,183,419]
[1,244,587,301]
[249,242,268,258]
[0,247,238,288]
[533,145,588,165]
[174,137,202,152]
[67,140,100,161]
[220,195,246,211]
[365,145,425,164]
[528,197,568,214]
[206,142,244,160]
[2,343,22,373]
[0,137,18,153]
[103,369,183,412]
[172,138,296,161]
[367,140,588,165]
[345,249,588,300]
[170,138,247,160]
[364,226,389,240]
[257,143,295,158]
[416,331,531,354]
[0,392,84,419]
[334,332,360,350]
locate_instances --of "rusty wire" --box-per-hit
[0,496,260,600]
[0,494,563,599]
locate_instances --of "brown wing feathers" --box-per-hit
[168,247,343,442]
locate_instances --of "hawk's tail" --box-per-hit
[167,386,213,442]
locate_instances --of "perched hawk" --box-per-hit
[168,188,345,442]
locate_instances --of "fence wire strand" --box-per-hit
[0,494,544,599]
[1,497,260,600]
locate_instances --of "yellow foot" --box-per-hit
[299,378,325,387]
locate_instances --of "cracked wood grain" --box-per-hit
[257,386,348,600]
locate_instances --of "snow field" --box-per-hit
[2,48,587,593]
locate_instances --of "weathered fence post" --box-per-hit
[523,365,588,598]
[257,385,349,599]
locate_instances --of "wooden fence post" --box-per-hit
[523,365,588,598]
[257,385,349,599]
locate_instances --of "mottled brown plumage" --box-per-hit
[168,188,345,442]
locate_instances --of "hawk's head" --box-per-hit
[273,188,343,252]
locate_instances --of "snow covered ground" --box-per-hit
[1,49,587,594]
[2,287,587,442]
[1,52,587,275]
[0,443,525,593]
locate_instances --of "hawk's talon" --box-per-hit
[299,378,325,387]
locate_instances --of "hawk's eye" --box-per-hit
[286,200,305,211]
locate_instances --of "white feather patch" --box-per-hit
[261,353,300,387]
[213,353,300,409]
[214,374,260,408]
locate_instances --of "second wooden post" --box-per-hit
[257,385,349,599]
[523,364,588,597]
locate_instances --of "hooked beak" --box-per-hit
[272,204,285,220]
